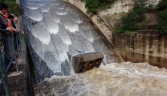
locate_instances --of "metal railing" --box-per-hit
[0,33,21,96]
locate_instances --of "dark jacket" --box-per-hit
[0,13,9,34]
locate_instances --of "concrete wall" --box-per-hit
[113,31,167,68]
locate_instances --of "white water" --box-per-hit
[34,62,167,96]
[22,0,118,76]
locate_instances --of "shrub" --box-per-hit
[122,9,146,30]
[116,0,147,33]
[156,0,167,10]
[85,0,116,14]
[156,0,167,34]
[157,9,167,34]
[85,0,99,14]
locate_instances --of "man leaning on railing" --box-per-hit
[0,2,18,69]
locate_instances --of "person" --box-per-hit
[0,2,18,68]
[8,14,20,52]
[4,13,11,27]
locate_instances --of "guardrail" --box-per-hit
[0,33,21,96]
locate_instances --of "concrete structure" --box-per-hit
[113,31,167,68]
[72,52,103,73]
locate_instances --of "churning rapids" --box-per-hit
[21,0,167,96]
[34,62,167,96]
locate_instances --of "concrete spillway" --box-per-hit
[21,0,121,82]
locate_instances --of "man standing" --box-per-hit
[8,14,20,52]
[0,2,17,68]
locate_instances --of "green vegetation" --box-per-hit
[156,0,167,34]
[0,0,23,16]
[84,0,116,14]
[115,0,167,34]
[116,0,147,33]
[156,0,167,11]
[0,0,14,2]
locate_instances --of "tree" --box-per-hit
[117,0,146,33]
[156,0,167,10]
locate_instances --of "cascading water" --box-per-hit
[21,0,167,95]
[22,0,121,82]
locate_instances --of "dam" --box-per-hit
[21,0,167,95]
[22,0,121,82]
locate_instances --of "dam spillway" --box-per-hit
[20,0,167,95]
[21,0,121,82]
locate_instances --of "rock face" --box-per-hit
[99,0,134,15]
[146,0,160,6]
[99,0,160,15]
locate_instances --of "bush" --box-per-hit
[156,0,167,34]
[85,0,100,14]
[156,0,167,10]
[157,9,167,34]
[85,0,116,14]
[122,9,146,30]
[116,0,147,33]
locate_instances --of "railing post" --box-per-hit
[18,33,21,53]
[10,34,19,72]
[0,50,11,96]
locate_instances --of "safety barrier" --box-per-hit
[0,33,21,96]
